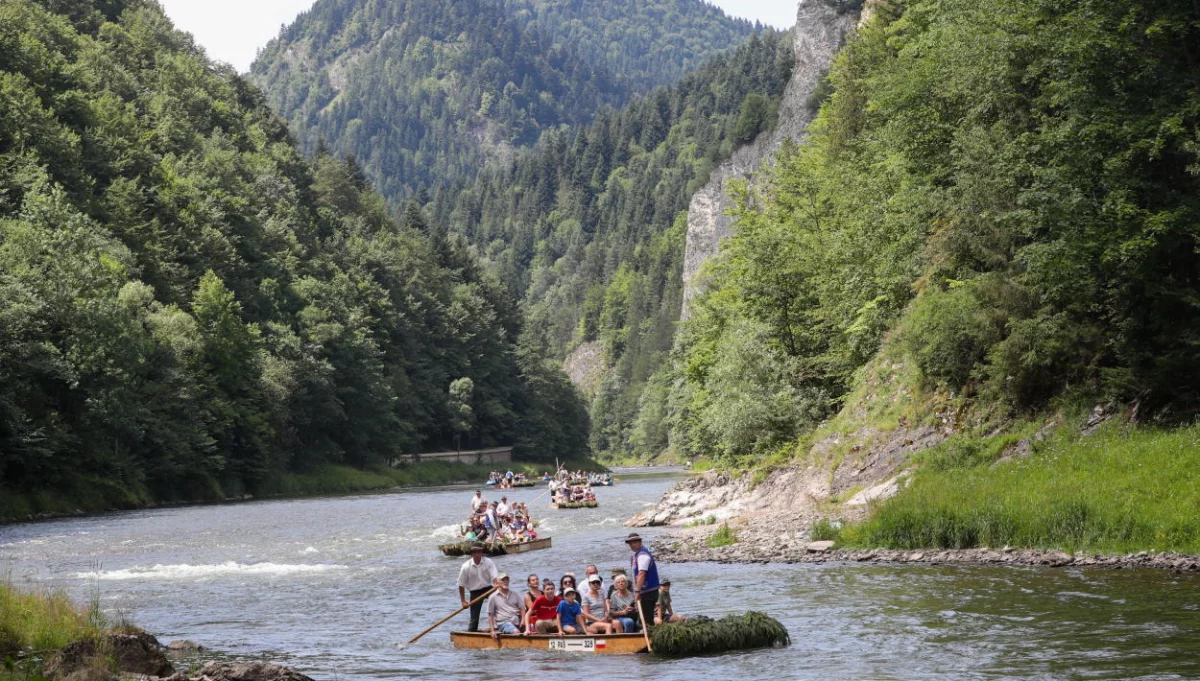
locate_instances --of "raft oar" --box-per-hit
[636,596,654,653]
[402,586,497,647]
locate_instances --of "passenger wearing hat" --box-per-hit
[497,496,510,515]
[555,586,586,635]
[487,573,526,639]
[625,533,660,629]
[580,573,615,634]
[457,544,499,632]
[471,490,484,512]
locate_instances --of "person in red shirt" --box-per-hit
[524,580,563,634]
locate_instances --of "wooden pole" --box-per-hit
[407,586,496,645]
[635,596,653,653]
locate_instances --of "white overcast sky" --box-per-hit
[157,0,799,73]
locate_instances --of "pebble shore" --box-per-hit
[654,531,1200,572]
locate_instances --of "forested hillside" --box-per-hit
[671,0,1200,463]
[431,32,796,457]
[249,0,760,207]
[0,0,588,512]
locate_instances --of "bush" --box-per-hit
[706,522,738,548]
[902,282,1000,390]
[809,518,842,542]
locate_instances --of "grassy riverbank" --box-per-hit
[843,424,1200,555]
[0,581,98,655]
[0,459,602,525]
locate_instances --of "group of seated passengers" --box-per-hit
[462,495,535,544]
[487,470,529,488]
[548,480,596,504]
[486,566,683,639]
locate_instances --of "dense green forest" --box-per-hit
[431,31,795,458]
[671,0,1200,463]
[249,0,760,208]
[0,0,588,510]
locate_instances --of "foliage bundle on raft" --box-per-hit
[552,501,598,509]
[650,612,789,656]
[438,542,505,557]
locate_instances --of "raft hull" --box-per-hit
[439,537,552,556]
[450,631,648,654]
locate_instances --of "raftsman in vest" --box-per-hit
[631,546,661,592]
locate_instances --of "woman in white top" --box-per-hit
[579,574,614,634]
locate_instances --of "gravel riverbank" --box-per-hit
[653,525,1200,572]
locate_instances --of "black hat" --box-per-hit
[624,533,643,544]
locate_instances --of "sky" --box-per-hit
[157,0,799,73]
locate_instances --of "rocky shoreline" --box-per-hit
[634,470,1200,574]
[653,529,1200,572]
[39,632,312,681]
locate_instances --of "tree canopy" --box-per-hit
[0,0,588,504]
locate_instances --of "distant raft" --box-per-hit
[438,537,552,556]
[550,501,598,509]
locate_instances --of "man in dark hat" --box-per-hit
[457,544,499,632]
[624,533,660,630]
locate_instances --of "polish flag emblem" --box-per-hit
[595,640,607,650]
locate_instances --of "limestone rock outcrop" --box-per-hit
[681,0,859,317]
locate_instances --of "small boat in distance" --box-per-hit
[439,537,552,557]
[450,631,647,654]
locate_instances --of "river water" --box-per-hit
[4,468,1200,680]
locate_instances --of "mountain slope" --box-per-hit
[0,0,588,513]
[248,0,759,207]
[429,30,798,457]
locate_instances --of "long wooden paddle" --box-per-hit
[635,595,654,653]
[405,586,497,646]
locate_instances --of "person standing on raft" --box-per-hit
[457,543,498,632]
[625,532,659,629]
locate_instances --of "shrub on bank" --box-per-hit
[706,522,738,548]
[853,424,1200,554]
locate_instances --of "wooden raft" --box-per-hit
[450,631,648,654]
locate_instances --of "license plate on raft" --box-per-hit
[548,638,601,652]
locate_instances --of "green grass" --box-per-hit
[848,423,1200,554]
[809,518,843,542]
[685,515,718,528]
[706,521,738,548]
[0,582,98,652]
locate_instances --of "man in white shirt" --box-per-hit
[471,490,484,512]
[487,573,526,639]
[457,544,499,632]
[496,496,509,515]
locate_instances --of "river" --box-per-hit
[3,468,1200,680]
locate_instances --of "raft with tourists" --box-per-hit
[551,500,598,509]
[448,611,789,655]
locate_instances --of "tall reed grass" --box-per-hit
[0,581,97,652]
[853,424,1200,554]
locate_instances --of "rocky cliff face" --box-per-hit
[681,1,858,317]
